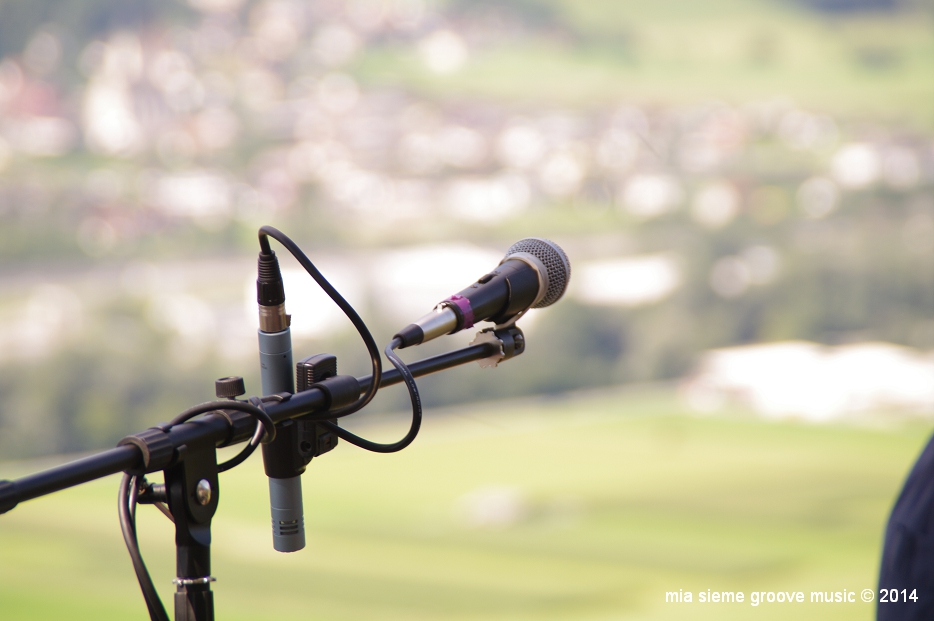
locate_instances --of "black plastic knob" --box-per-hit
[215,376,246,399]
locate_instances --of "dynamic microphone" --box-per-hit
[394,238,570,348]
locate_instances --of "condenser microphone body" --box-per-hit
[394,238,570,348]
[256,249,305,553]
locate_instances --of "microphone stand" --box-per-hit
[0,327,525,621]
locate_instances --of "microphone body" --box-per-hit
[256,250,306,553]
[258,327,305,552]
[395,238,570,348]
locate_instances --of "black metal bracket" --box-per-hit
[163,440,220,621]
[261,354,356,480]
[119,427,176,475]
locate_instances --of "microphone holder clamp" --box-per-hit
[469,326,526,368]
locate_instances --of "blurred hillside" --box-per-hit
[0,0,931,458]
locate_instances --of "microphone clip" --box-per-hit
[469,325,526,368]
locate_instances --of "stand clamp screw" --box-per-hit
[195,479,212,505]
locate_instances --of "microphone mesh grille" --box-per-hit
[505,238,571,308]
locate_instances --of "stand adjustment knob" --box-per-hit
[215,376,246,399]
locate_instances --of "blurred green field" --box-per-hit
[0,387,930,621]
[358,0,934,127]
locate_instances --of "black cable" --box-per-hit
[320,337,422,453]
[257,227,422,451]
[167,399,276,444]
[258,226,381,418]
[119,474,170,621]
[217,419,264,473]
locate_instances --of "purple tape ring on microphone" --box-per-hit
[444,295,474,330]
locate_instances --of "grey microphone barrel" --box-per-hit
[259,329,294,394]
[268,476,305,552]
[258,327,305,553]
